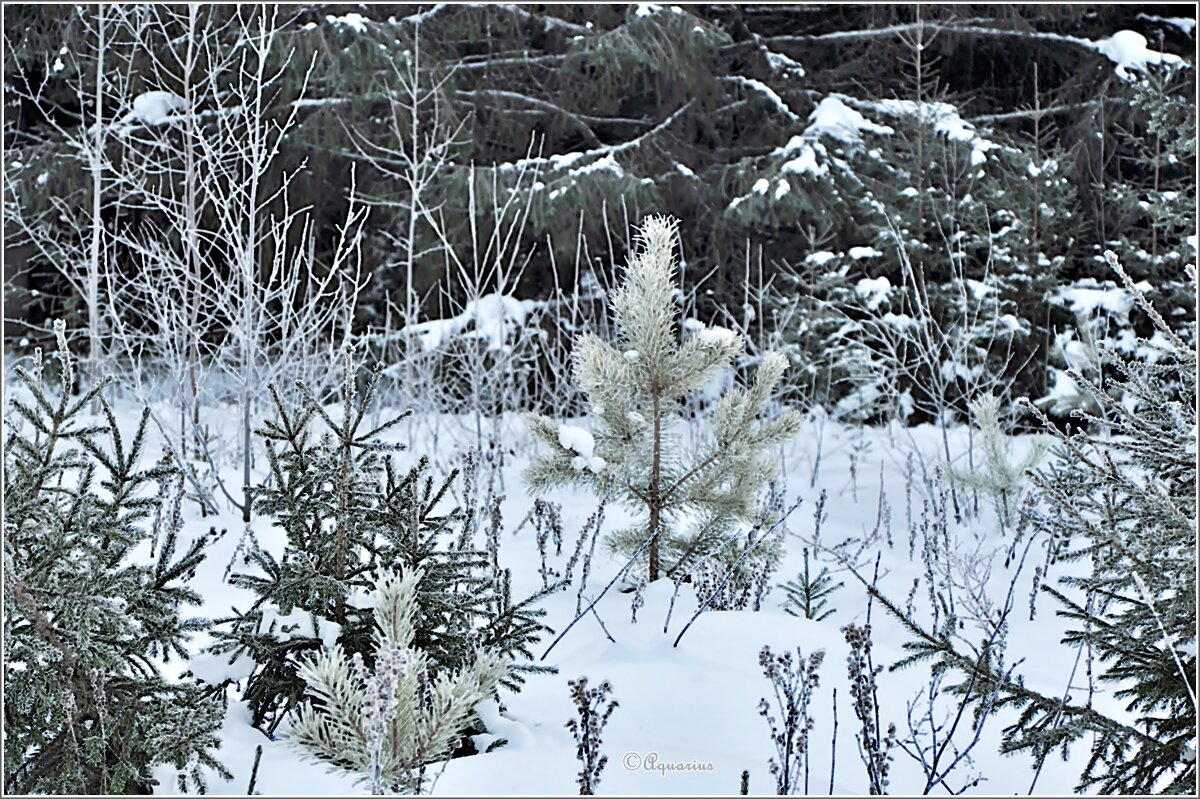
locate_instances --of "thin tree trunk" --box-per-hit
[87,5,106,397]
[648,391,662,581]
[184,3,202,457]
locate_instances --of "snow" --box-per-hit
[870,97,998,166]
[805,250,838,267]
[675,163,696,178]
[1092,29,1188,80]
[848,245,881,260]
[765,50,805,78]
[124,90,186,126]
[694,325,737,346]
[557,423,605,473]
[571,153,624,178]
[1137,13,1197,37]
[773,179,790,200]
[406,294,534,352]
[854,276,892,310]
[727,76,799,120]
[634,3,661,17]
[326,12,369,32]
[751,178,770,194]
[965,278,997,300]
[262,606,343,647]
[189,650,257,686]
[805,96,894,143]
[1037,368,1090,415]
[1053,278,1152,321]
[4,394,1120,797]
[778,138,828,178]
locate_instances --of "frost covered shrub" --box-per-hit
[208,345,553,734]
[3,325,227,794]
[527,215,801,581]
[289,566,506,795]
[565,676,619,796]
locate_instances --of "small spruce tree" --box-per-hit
[878,252,1195,795]
[209,345,554,734]
[1013,250,1196,793]
[527,216,801,581]
[3,323,227,794]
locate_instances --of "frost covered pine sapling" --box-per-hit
[289,566,506,795]
[947,393,1047,528]
[527,216,801,582]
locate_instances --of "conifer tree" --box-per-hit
[1013,250,1196,793]
[289,566,506,795]
[878,252,1195,794]
[208,344,553,734]
[527,216,801,582]
[3,323,227,794]
[948,394,1047,527]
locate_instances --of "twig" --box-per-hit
[671,497,803,648]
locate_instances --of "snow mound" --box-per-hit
[766,50,805,78]
[872,98,997,166]
[695,325,738,346]
[849,245,882,260]
[806,96,894,143]
[406,293,536,352]
[1053,278,1153,322]
[326,12,369,33]
[188,650,257,686]
[855,276,892,310]
[261,606,342,648]
[805,251,839,267]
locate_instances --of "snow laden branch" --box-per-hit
[767,23,1189,80]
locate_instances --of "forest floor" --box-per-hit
[122,401,1101,796]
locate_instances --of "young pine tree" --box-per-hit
[948,393,1047,528]
[3,323,227,794]
[289,566,506,795]
[526,216,801,582]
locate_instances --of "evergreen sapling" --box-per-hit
[527,215,801,582]
[208,345,555,734]
[289,566,507,795]
[3,324,227,794]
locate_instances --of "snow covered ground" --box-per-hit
[93,397,1106,797]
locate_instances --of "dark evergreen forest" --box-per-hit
[4,3,1196,420]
